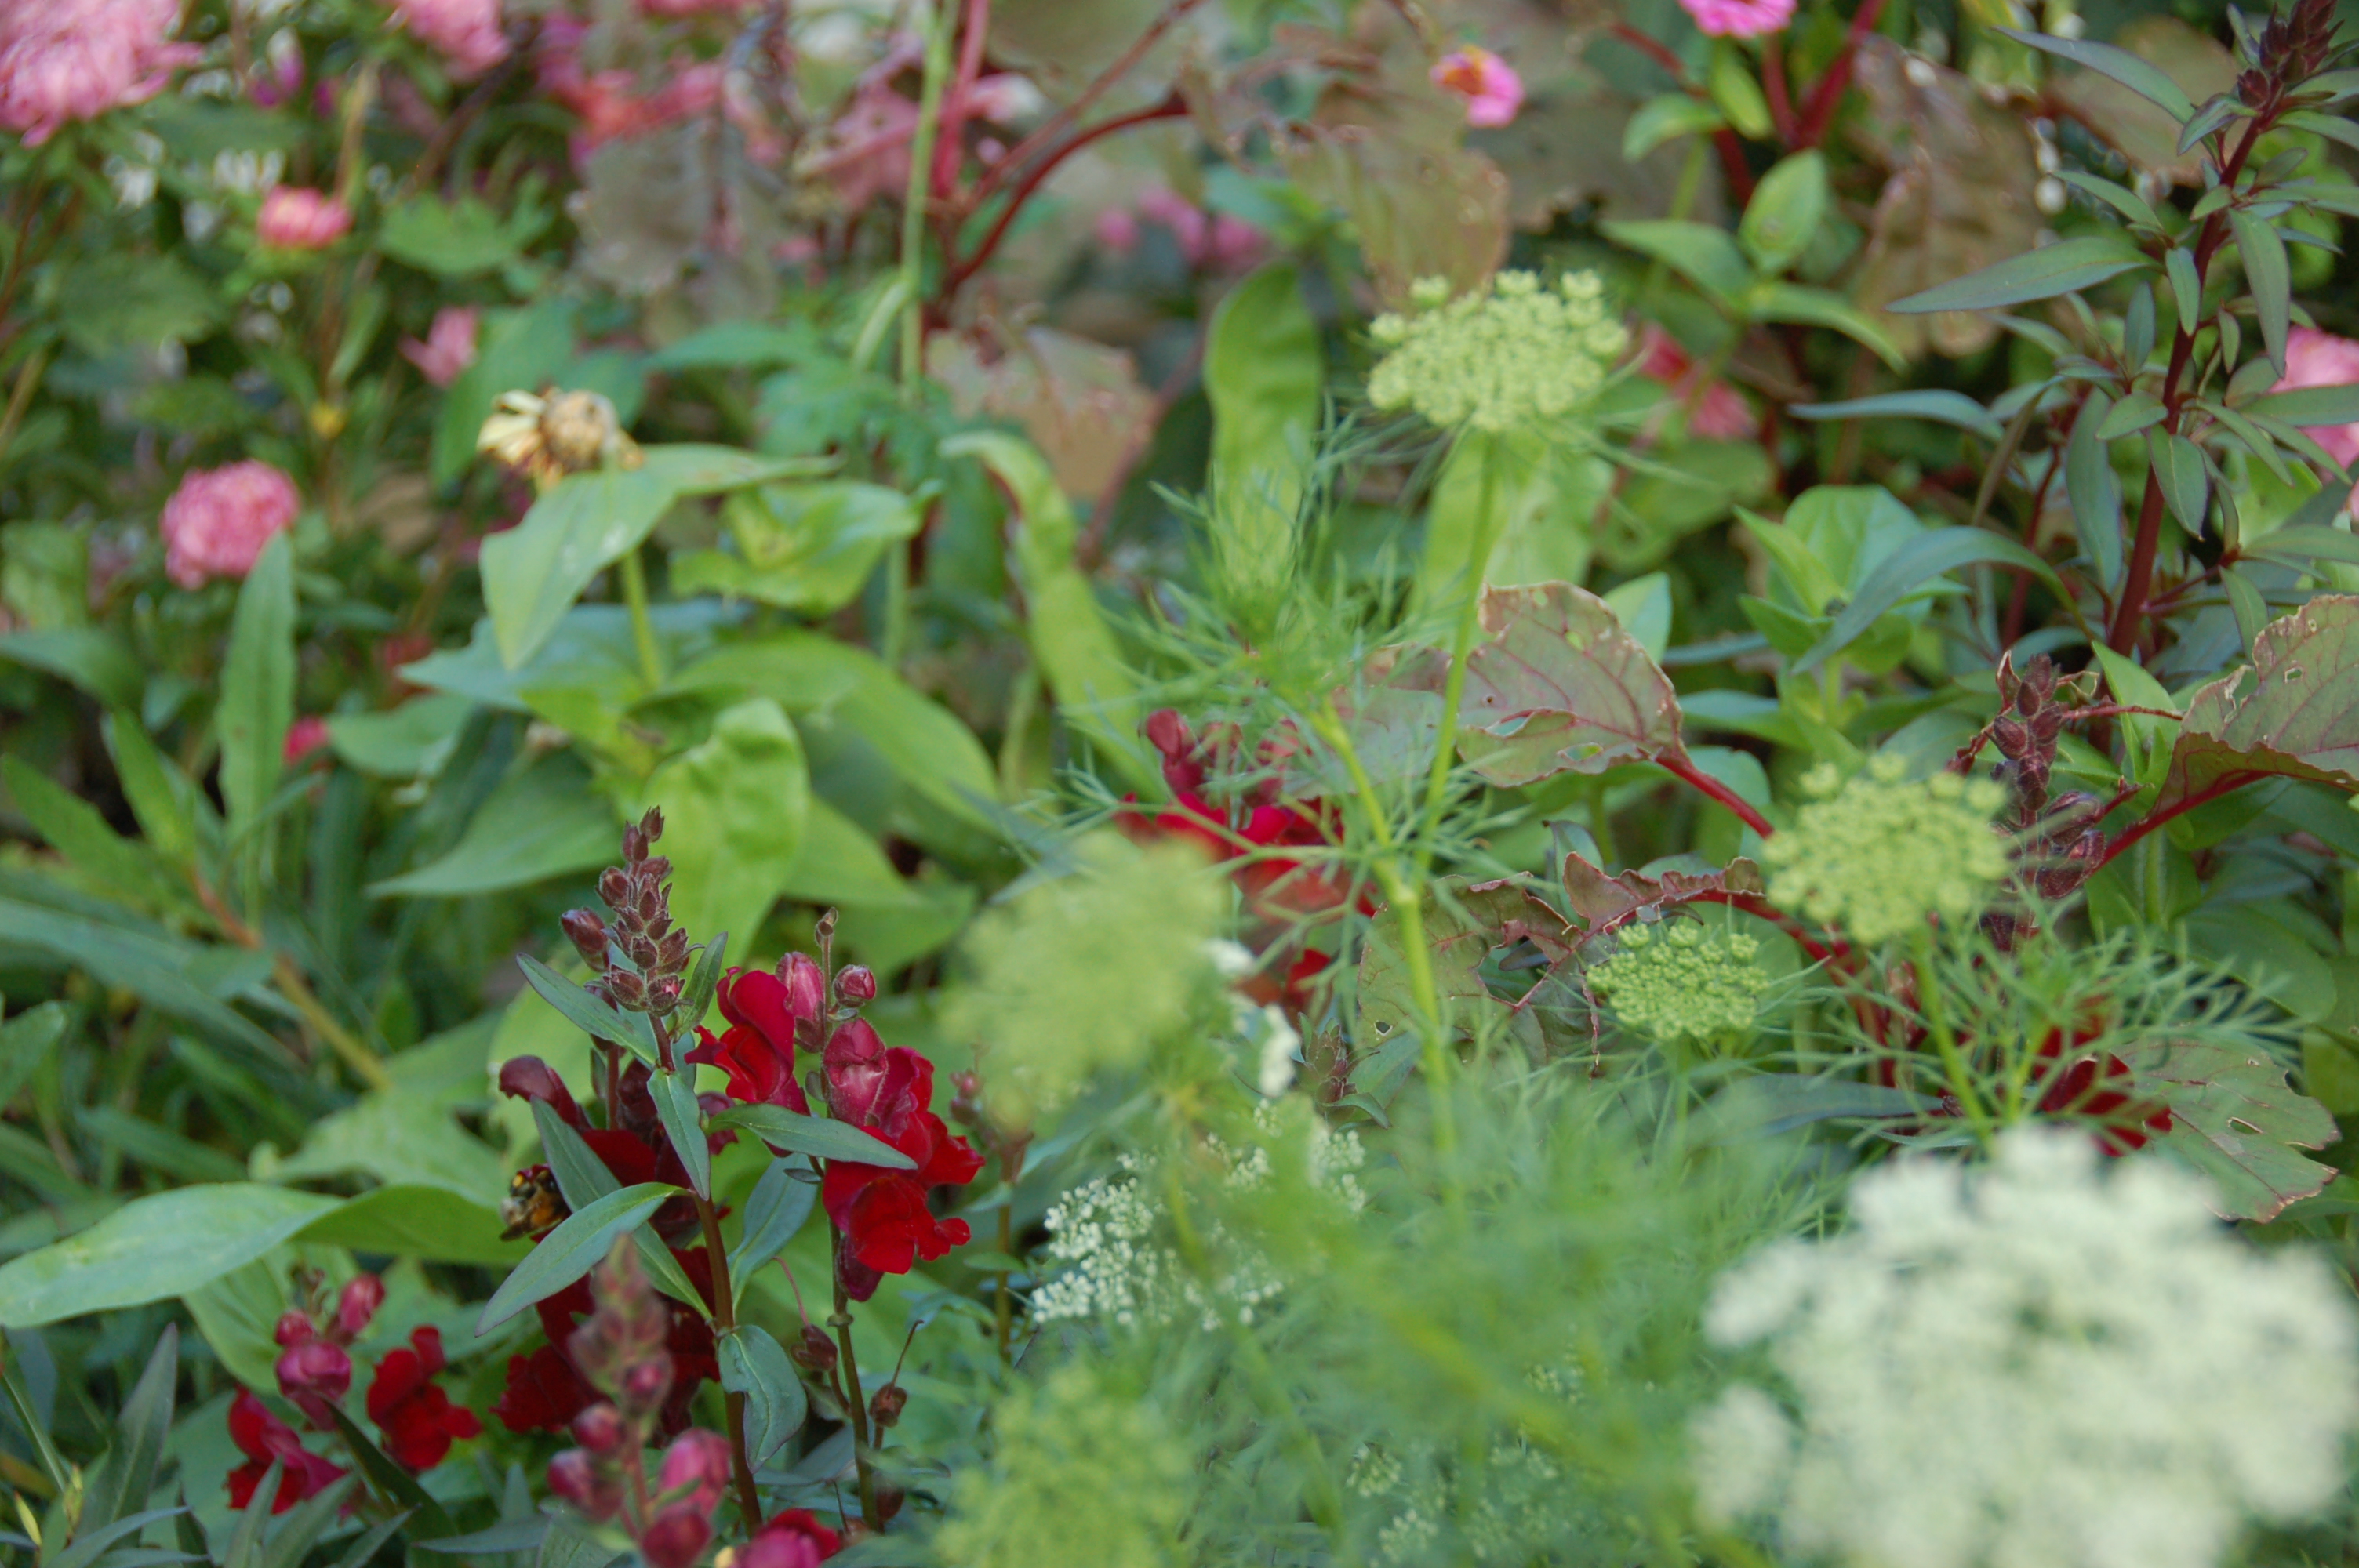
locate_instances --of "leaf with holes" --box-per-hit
[1355,881,1507,1052]
[2119,1038,2336,1221]
[1450,583,1687,786]
[2156,595,2359,811]
[1560,851,1767,935]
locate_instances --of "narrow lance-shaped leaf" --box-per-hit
[708,1103,916,1169]
[2229,209,2291,376]
[1791,528,2065,677]
[729,1156,816,1301]
[476,1184,678,1334]
[516,953,658,1066]
[1887,236,2152,315]
[2066,390,2124,590]
[2247,382,2359,430]
[530,1099,712,1316]
[217,533,295,835]
[2154,594,2359,811]
[650,1069,711,1200]
[718,1325,807,1467]
[1995,27,2196,121]
[1789,391,2002,438]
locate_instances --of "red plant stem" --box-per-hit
[2090,771,2263,872]
[1794,0,1888,148]
[1608,20,1690,80]
[1660,753,1776,839]
[965,0,1205,207]
[945,93,1188,293]
[1762,37,1796,144]
[933,0,992,199]
[1714,129,1757,206]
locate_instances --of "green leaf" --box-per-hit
[2166,245,2201,334]
[372,755,618,898]
[104,711,199,866]
[728,1156,815,1296]
[54,254,221,354]
[642,698,806,964]
[0,629,143,710]
[707,1104,915,1168]
[1622,93,1725,161]
[675,931,729,1036]
[2155,596,2359,811]
[324,1408,454,1538]
[1600,220,1753,302]
[2053,170,2163,231]
[325,692,474,779]
[0,757,192,917]
[0,1002,67,1109]
[1886,235,2151,314]
[482,446,812,670]
[1791,528,2064,676]
[2066,390,2125,588]
[216,534,294,835]
[718,1325,806,1467]
[1354,879,1511,1056]
[2228,210,2291,376]
[377,193,546,277]
[2225,564,2270,648]
[2121,1037,2335,1221]
[1697,1075,1932,1142]
[1205,264,1321,633]
[529,1102,709,1316]
[650,1069,710,1200]
[514,953,657,1064]
[77,1327,176,1534]
[2247,382,2359,428]
[673,482,918,618]
[1449,583,1688,786]
[1996,27,2195,122]
[2095,389,2165,441]
[1742,281,1906,368]
[476,1183,679,1334]
[0,898,282,1059]
[1789,391,2001,438]
[2150,429,2211,533]
[782,800,922,910]
[0,1184,338,1325]
[1739,151,1829,275]
[2245,525,2359,568]
[49,1506,190,1568]
[293,1184,525,1266]
[2091,644,2180,788]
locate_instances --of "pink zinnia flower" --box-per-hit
[256,187,353,250]
[387,0,510,80]
[1679,0,1797,38]
[159,460,300,590]
[0,0,200,146]
[1431,45,1523,129]
[401,306,479,387]
[2273,326,2359,518]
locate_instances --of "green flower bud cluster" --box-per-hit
[1761,756,2010,943]
[1368,270,1627,433]
[1590,920,1768,1048]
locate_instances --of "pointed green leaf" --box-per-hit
[217,534,294,834]
[707,1104,915,1168]
[1792,528,2064,676]
[1789,391,2002,438]
[718,1324,805,1466]
[76,1328,176,1534]
[2229,209,2290,376]
[2066,390,2125,588]
[2248,381,2359,428]
[650,1069,710,1200]
[2150,430,2212,533]
[476,1184,678,1334]
[514,953,656,1065]
[1997,27,2194,121]
[1888,236,2151,314]
[728,1156,816,1299]
[0,1184,338,1325]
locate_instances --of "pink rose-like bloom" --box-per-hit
[256,187,353,250]
[1430,45,1524,129]
[401,307,479,387]
[388,0,510,80]
[0,0,200,145]
[1679,0,1797,38]
[160,461,300,590]
[2273,325,2359,473]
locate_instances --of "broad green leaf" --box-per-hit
[1790,528,2065,676]
[1743,282,1906,368]
[377,193,546,277]
[1600,573,1673,660]
[1205,264,1321,636]
[1354,879,1513,1054]
[942,430,1150,787]
[1707,39,1772,137]
[532,1102,710,1315]
[0,898,282,1059]
[707,1104,915,1168]
[1789,391,2001,438]
[217,534,294,835]
[476,1183,678,1334]
[482,446,812,669]
[2150,430,2211,533]
[2247,381,2359,429]
[325,693,474,779]
[1698,1075,1932,1143]
[1451,583,1688,786]
[293,1184,524,1266]
[2066,390,2125,587]
[54,253,220,354]
[729,1156,816,1296]
[2090,644,2180,788]
[650,1069,711,1200]
[403,604,731,714]
[1623,93,1725,161]
[0,629,143,710]
[2121,1037,2335,1221]
[2228,209,2291,375]
[0,1183,338,1325]
[2155,595,2359,811]
[1996,27,2196,121]
[1740,152,1830,275]
[1887,235,2150,314]
[514,953,657,1065]
[0,1002,67,1109]
[671,481,922,616]
[1600,220,1753,302]
[781,800,922,910]
[0,757,193,917]
[642,698,807,964]
[718,1324,806,1467]
[369,753,617,898]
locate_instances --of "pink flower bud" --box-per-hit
[635,1504,713,1568]
[1676,0,1797,37]
[779,953,825,1023]
[158,460,300,590]
[399,306,479,388]
[282,717,333,769]
[334,1274,384,1341]
[616,1354,675,1417]
[274,1339,352,1428]
[739,1512,840,1568]
[835,966,876,1007]
[256,187,353,250]
[570,1402,627,1454]
[656,1428,732,1515]
[274,1310,317,1348]
[547,1449,625,1522]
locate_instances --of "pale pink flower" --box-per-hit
[387,0,509,80]
[1679,0,1797,38]
[1431,45,1523,129]
[823,84,917,215]
[637,0,743,13]
[1115,187,1269,272]
[2273,325,2359,517]
[1094,205,1142,254]
[283,717,333,767]
[0,0,200,146]
[401,306,478,387]
[256,187,353,250]
[160,461,300,590]
[1635,325,1757,442]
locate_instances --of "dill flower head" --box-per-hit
[935,1364,1193,1568]
[1590,920,1768,1050]
[1367,270,1627,434]
[1692,1130,2359,1568]
[1759,755,2009,942]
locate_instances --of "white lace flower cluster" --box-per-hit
[1692,1131,2359,1568]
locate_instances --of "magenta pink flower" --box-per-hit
[256,187,353,250]
[283,716,333,768]
[2273,326,2359,470]
[0,0,199,145]
[388,0,510,79]
[1103,187,1268,272]
[1431,45,1523,129]
[401,306,479,387]
[160,461,300,590]
[1678,0,1797,38]
[1635,325,1757,441]
[637,0,744,14]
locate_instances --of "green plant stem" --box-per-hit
[1910,924,1990,1146]
[694,1190,764,1534]
[617,547,665,689]
[896,5,954,394]
[830,1263,881,1530]
[1416,439,1497,869]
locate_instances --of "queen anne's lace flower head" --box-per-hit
[1590,920,1768,1049]
[1368,271,1627,434]
[1760,754,2008,942]
[1693,1131,2359,1568]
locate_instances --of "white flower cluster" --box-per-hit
[1692,1131,2359,1568]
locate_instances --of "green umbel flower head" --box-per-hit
[1590,920,1768,1049]
[1761,755,2010,943]
[1367,270,1628,433]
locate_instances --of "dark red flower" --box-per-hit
[636,1503,712,1568]
[824,1024,923,1129]
[823,1060,983,1291]
[274,1338,351,1428]
[495,1255,718,1437]
[366,1327,482,1472]
[226,1390,349,1513]
[493,1343,597,1433]
[741,1509,841,1568]
[499,1055,587,1131]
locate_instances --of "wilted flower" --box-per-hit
[1590,920,1768,1050]
[255,187,353,249]
[2271,325,2359,516]
[1678,0,1797,37]
[1760,755,2009,942]
[1696,1130,2359,1568]
[401,305,478,387]
[478,387,643,488]
[0,0,199,147]
[1430,45,1523,128]
[1369,271,1628,434]
[159,459,300,590]
[387,0,510,78]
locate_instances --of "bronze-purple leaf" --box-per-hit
[1454,583,1688,787]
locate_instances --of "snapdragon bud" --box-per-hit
[635,1504,711,1568]
[570,1402,626,1454]
[563,909,612,967]
[836,965,876,1006]
[547,1449,625,1522]
[869,1384,907,1429]
[790,1323,838,1374]
[333,1274,384,1341]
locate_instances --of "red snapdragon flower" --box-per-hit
[741,1510,842,1568]
[685,964,822,1114]
[226,1391,348,1513]
[822,1047,984,1296]
[366,1327,482,1471]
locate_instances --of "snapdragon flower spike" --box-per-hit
[366,1327,482,1471]
[226,1390,348,1513]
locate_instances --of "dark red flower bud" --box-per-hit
[641,856,671,886]
[606,970,648,1010]
[1991,718,2030,758]
[497,1056,587,1130]
[779,953,825,1026]
[836,966,876,1006]
[789,1323,838,1374]
[639,808,665,847]
[646,975,683,1014]
[334,1274,384,1341]
[740,1511,841,1568]
[570,1402,627,1454]
[656,1428,732,1515]
[547,1449,625,1522]
[868,1383,907,1430]
[274,1309,317,1348]
[617,1354,675,1417]
[659,928,691,970]
[600,866,631,909]
[562,909,612,967]
[627,933,662,970]
[636,1504,711,1568]
[274,1339,352,1428]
